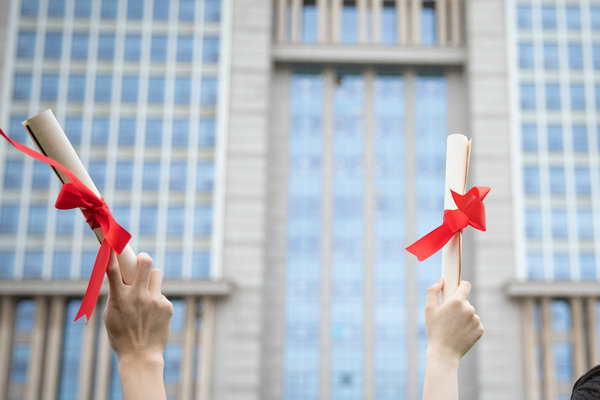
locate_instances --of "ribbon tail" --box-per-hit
[75,240,111,323]
[406,223,456,261]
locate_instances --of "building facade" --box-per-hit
[0,0,598,399]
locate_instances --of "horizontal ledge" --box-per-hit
[272,44,466,66]
[0,279,234,297]
[505,280,600,297]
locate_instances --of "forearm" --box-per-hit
[118,354,167,400]
[423,348,459,400]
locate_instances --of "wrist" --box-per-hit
[118,351,165,374]
[425,346,460,369]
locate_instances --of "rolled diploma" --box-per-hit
[23,109,136,284]
[440,134,471,303]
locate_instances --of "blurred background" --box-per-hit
[0,0,597,399]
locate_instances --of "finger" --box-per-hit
[133,252,154,292]
[105,251,124,299]
[148,268,163,297]
[426,279,445,309]
[453,280,472,300]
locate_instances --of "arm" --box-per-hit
[103,251,173,400]
[423,280,484,400]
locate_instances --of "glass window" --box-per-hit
[45,32,62,58]
[28,204,47,234]
[151,34,168,61]
[81,250,96,278]
[594,44,600,70]
[201,77,218,106]
[517,5,532,29]
[381,0,396,44]
[519,42,534,69]
[523,166,539,194]
[553,253,570,280]
[192,251,210,278]
[13,72,32,101]
[119,117,136,146]
[591,6,600,30]
[146,118,162,146]
[112,205,131,230]
[525,208,542,238]
[194,205,212,235]
[139,205,157,235]
[341,0,358,44]
[566,6,581,30]
[541,5,557,29]
[52,250,71,278]
[205,0,221,22]
[32,162,50,188]
[527,252,544,280]
[578,208,594,239]
[580,253,596,280]
[0,204,20,233]
[10,345,30,383]
[121,75,139,103]
[177,35,194,62]
[552,208,568,238]
[41,73,60,101]
[17,30,36,58]
[174,76,191,104]
[549,166,565,194]
[170,161,187,191]
[421,1,436,45]
[48,0,65,16]
[572,125,588,152]
[543,43,559,70]
[56,209,75,234]
[575,167,591,195]
[74,0,92,17]
[199,117,216,147]
[143,161,160,189]
[88,159,106,190]
[124,34,141,61]
[127,0,143,19]
[65,116,83,145]
[0,250,15,278]
[4,159,24,188]
[148,76,165,103]
[179,0,195,21]
[101,0,118,18]
[115,160,134,189]
[68,74,86,102]
[9,114,29,142]
[547,124,562,151]
[570,84,585,110]
[546,83,560,110]
[91,117,109,145]
[172,118,189,147]
[153,0,169,20]
[522,124,537,151]
[71,32,89,60]
[24,250,43,278]
[21,0,39,16]
[167,205,185,235]
[57,301,84,398]
[202,36,220,63]
[98,33,115,60]
[164,251,183,278]
[15,300,36,331]
[302,0,318,43]
[520,83,535,110]
[196,162,214,191]
[568,44,583,70]
[95,75,112,102]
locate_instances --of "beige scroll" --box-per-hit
[440,134,471,303]
[23,109,136,284]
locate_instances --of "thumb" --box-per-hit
[426,279,445,310]
[105,251,123,299]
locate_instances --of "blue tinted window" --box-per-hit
[0,251,15,278]
[88,160,106,190]
[148,76,165,103]
[543,43,559,70]
[527,252,544,280]
[199,118,216,147]
[522,124,537,151]
[55,209,75,234]
[164,251,183,278]
[41,73,60,101]
[205,0,221,21]
[580,253,596,280]
[71,33,89,60]
[45,32,62,58]
[196,162,214,191]
[9,114,28,142]
[523,166,539,194]
[74,0,92,17]
[151,35,167,61]
[575,167,591,195]
[24,250,43,278]
[170,161,187,191]
[124,34,141,61]
[175,76,191,104]
[194,205,212,235]
[146,118,162,146]
[578,208,594,239]
[519,42,534,69]
[547,124,562,151]
[81,250,96,278]
[571,84,585,110]
[112,205,131,230]
[115,160,134,189]
[552,209,568,238]
[594,44,600,69]
[68,74,86,102]
[101,0,118,18]
[98,33,115,60]
[554,253,570,280]
[65,116,83,145]
[549,166,565,194]
[121,75,139,103]
[15,301,36,331]
[13,73,32,101]
[542,6,556,29]
[57,301,84,398]
[119,117,136,145]
[10,345,30,383]
[143,161,160,189]
[520,83,535,110]
[192,251,210,277]
[421,2,436,45]
[153,0,169,20]
[566,6,581,30]
[32,162,50,188]
[341,1,358,43]
[95,75,112,102]
[4,159,24,188]
[381,2,396,44]
[202,36,220,63]
[568,44,583,70]
[48,0,65,16]
[302,0,317,43]
[179,0,195,21]
[591,7,600,30]
[0,205,20,233]
[201,77,218,106]
[91,117,109,145]
[172,118,189,147]
[525,208,542,238]
[167,206,185,235]
[546,83,560,109]
[140,205,157,235]
[572,125,588,151]
[28,204,47,234]
[127,0,143,19]
[17,31,36,58]
[517,5,532,29]
[52,251,71,278]
[21,0,39,16]
[177,35,194,62]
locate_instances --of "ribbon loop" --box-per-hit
[406,186,490,261]
[0,128,131,323]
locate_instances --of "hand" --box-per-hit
[103,251,173,366]
[425,279,484,364]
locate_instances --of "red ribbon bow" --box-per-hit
[0,129,131,323]
[406,186,490,261]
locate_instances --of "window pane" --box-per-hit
[121,75,139,103]
[421,2,436,45]
[543,43,559,70]
[95,75,112,102]
[4,159,24,188]
[45,32,62,58]
[91,117,109,145]
[71,33,89,60]
[115,160,134,189]
[179,0,195,21]
[302,0,317,43]
[381,1,396,44]
[21,0,39,16]
[199,118,216,147]
[522,124,537,151]
[140,206,157,235]
[542,5,557,29]
[101,0,118,18]
[192,251,210,278]
[0,251,15,278]
[549,166,565,194]
[572,125,588,152]
[127,0,143,19]
[68,74,86,102]
[523,166,539,194]
[200,77,218,106]
[28,204,47,234]
[517,5,532,29]
[13,73,32,101]
[124,34,141,61]
[341,1,358,44]
[151,35,167,61]
[98,33,116,60]
[153,0,169,20]
[167,205,185,236]
[41,73,60,101]
[148,76,165,103]
[205,0,221,21]
[0,205,20,233]
[52,250,71,278]
[170,161,187,191]
[119,117,136,146]
[146,118,162,146]
[202,36,219,63]
[172,118,189,147]
[17,30,36,58]
[520,83,536,110]
[519,42,534,69]
[177,35,194,62]
[547,124,562,151]
[174,76,191,104]
[143,161,160,189]
[24,250,43,278]
[74,0,92,17]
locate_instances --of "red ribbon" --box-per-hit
[406,187,490,261]
[0,129,131,322]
